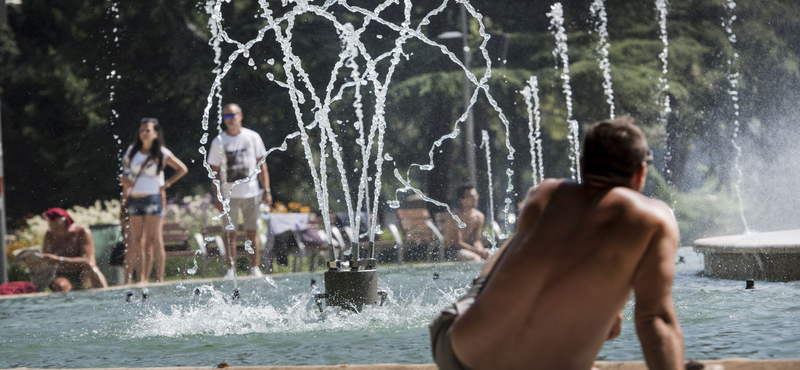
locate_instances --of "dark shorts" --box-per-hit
[429,275,488,370]
[128,194,163,216]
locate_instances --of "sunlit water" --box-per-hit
[2,249,799,367]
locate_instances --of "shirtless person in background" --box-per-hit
[41,208,108,292]
[431,116,684,370]
[444,184,490,261]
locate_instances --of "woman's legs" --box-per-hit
[143,215,166,282]
[128,215,147,283]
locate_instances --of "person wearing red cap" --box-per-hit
[41,208,108,292]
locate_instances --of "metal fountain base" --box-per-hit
[313,260,388,312]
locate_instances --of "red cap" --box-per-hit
[43,208,74,227]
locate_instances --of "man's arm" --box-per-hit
[633,209,683,370]
[40,232,66,267]
[469,212,485,251]
[76,228,108,288]
[444,215,487,257]
[210,164,224,212]
[259,160,272,205]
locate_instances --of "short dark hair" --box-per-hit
[456,183,476,199]
[582,115,649,180]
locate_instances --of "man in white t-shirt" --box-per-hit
[208,103,273,278]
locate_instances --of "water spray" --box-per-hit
[547,3,581,183]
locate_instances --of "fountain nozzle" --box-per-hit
[745,279,755,290]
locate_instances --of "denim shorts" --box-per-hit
[128,194,163,217]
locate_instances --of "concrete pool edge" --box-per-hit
[5,360,800,370]
[0,261,470,300]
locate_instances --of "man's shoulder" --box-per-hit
[241,127,264,138]
[606,187,674,224]
[523,178,566,207]
[470,208,485,221]
[69,225,91,237]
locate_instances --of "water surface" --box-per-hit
[1,248,799,367]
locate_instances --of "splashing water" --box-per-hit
[391,1,516,232]
[127,272,473,339]
[547,3,581,183]
[722,0,751,234]
[186,259,199,276]
[521,76,544,187]
[106,2,124,180]
[589,0,615,119]
[480,131,496,248]
[655,0,674,194]
[201,0,524,245]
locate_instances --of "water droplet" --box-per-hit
[388,200,401,209]
[200,133,208,144]
[267,58,275,65]
[244,240,254,254]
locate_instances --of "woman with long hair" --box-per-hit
[120,118,188,283]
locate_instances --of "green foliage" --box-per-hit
[2,0,800,242]
[673,181,743,246]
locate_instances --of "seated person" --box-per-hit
[40,208,108,292]
[444,184,490,262]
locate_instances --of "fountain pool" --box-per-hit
[1,248,799,367]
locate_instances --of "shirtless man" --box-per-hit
[444,184,490,261]
[431,116,684,370]
[40,208,108,292]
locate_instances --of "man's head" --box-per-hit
[43,208,73,230]
[222,103,243,133]
[456,183,479,209]
[581,115,650,191]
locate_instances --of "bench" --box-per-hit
[391,209,445,262]
[163,222,194,278]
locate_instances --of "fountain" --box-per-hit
[198,0,523,310]
[694,230,800,281]
[690,0,800,281]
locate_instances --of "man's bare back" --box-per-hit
[449,178,682,369]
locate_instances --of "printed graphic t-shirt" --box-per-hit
[123,146,173,196]
[207,128,267,199]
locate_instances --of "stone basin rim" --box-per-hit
[693,229,800,253]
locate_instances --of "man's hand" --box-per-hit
[41,253,62,266]
[262,191,273,206]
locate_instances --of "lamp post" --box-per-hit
[437,4,477,187]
